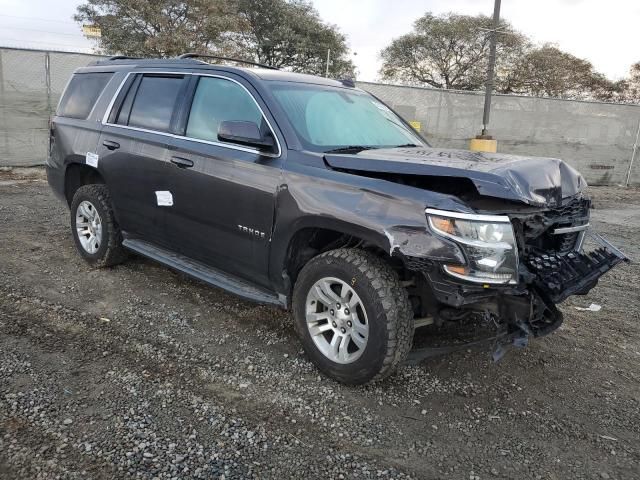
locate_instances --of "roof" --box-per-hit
[87,57,349,88]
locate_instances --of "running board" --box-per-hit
[122,239,284,307]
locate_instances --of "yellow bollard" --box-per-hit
[469,137,497,153]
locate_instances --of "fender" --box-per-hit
[268,160,467,293]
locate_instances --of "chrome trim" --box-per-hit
[425,208,511,223]
[101,70,282,158]
[101,71,134,124]
[443,265,517,285]
[552,223,590,234]
[575,230,587,252]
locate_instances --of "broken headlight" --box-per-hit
[426,209,518,285]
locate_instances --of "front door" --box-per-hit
[161,74,283,288]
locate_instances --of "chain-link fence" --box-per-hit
[0,47,106,166]
[0,47,638,185]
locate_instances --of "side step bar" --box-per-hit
[122,238,284,307]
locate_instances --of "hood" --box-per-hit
[324,147,587,207]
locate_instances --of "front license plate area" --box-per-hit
[526,231,629,303]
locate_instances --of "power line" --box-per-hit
[0,25,84,37]
[0,37,92,50]
[0,13,78,25]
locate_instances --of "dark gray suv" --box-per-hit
[47,54,627,384]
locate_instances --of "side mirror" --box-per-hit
[217,120,275,151]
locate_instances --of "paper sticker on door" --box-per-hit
[86,152,99,168]
[155,191,174,207]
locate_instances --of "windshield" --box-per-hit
[268,82,425,153]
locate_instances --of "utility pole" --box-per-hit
[482,0,501,136]
[325,48,331,77]
[470,0,501,153]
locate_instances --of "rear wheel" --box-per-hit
[293,248,414,384]
[70,184,127,267]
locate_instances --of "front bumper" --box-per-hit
[404,228,629,339]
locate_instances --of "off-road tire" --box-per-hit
[70,184,127,267]
[292,248,414,385]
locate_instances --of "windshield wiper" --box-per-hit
[324,145,379,154]
[392,143,420,148]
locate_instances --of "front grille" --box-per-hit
[522,197,590,255]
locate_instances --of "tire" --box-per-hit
[292,248,414,385]
[70,184,127,267]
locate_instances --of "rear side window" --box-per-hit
[125,75,185,132]
[57,72,112,119]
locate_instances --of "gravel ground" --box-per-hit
[0,167,639,480]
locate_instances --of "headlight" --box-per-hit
[426,209,518,284]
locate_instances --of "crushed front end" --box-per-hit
[396,194,629,357]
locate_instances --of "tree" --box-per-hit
[75,0,355,77]
[622,62,640,103]
[75,0,236,57]
[379,12,528,90]
[505,45,619,100]
[227,0,355,76]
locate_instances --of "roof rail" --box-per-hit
[177,53,278,70]
[107,55,141,61]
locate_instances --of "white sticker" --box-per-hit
[86,152,99,168]
[155,191,173,207]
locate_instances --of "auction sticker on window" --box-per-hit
[86,152,99,168]
[155,191,174,207]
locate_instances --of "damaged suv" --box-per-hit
[47,54,628,384]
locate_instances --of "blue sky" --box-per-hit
[1,0,638,82]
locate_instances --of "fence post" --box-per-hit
[625,118,640,187]
[0,49,7,157]
[45,51,52,116]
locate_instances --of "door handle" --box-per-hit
[171,156,194,168]
[102,140,120,150]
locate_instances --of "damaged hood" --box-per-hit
[324,147,587,207]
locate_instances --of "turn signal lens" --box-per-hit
[430,216,456,235]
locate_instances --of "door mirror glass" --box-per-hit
[218,120,275,151]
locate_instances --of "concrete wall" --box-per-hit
[358,81,640,186]
[0,47,639,185]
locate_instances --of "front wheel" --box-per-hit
[292,248,414,385]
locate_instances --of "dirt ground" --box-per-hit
[1,167,639,480]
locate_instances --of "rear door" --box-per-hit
[96,72,189,243]
[161,73,284,287]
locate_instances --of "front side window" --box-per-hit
[186,77,264,143]
[57,72,112,119]
[268,82,424,152]
[125,75,185,132]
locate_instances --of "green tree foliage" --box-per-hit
[505,45,622,100]
[75,0,354,77]
[228,0,354,76]
[622,62,640,103]
[75,0,236,57]
[380,12,632,102]
[379,13,528,90]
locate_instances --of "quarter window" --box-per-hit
[57,72,112,119]
[125,75,185,132]
[186,77,264,143]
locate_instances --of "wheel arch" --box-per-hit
[64,162,105,206]
[273,217,396,297]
